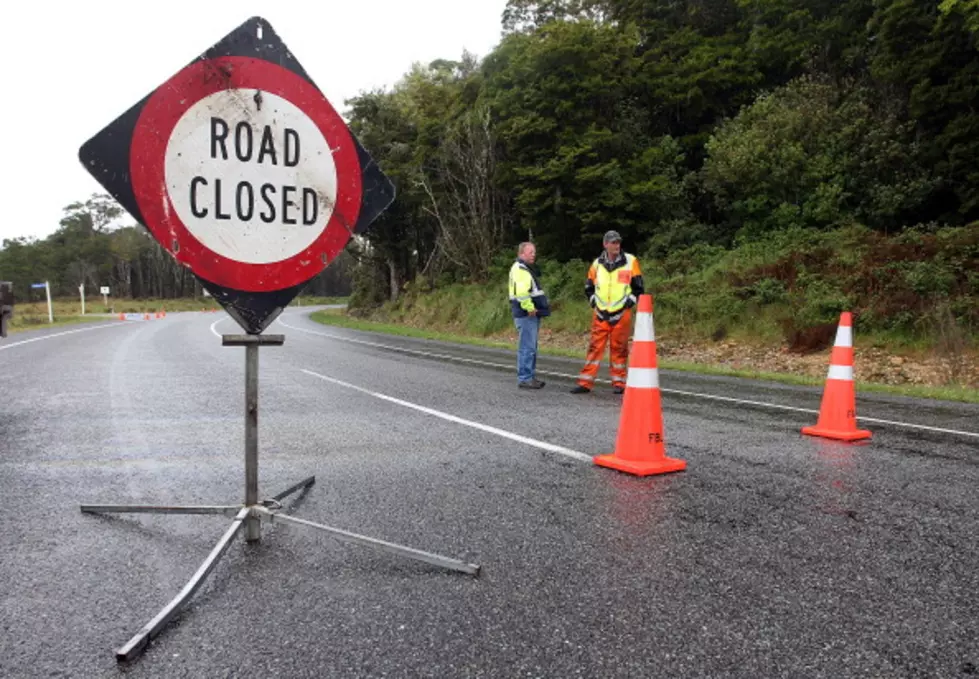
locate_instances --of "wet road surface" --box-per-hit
[0,309,976,678]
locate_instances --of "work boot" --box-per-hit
[570,385,591,394]
[613,385,625,394]
[519,379,545,389]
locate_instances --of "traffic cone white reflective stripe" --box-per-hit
[632,310,654,342]
[626,367,659,389]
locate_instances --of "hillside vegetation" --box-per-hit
[334,0,979,389]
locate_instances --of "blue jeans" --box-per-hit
[514,315,540,383]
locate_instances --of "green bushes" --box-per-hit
[642,223,978,349]
[347,222,977,353]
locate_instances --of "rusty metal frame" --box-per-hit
[79,332,480,663]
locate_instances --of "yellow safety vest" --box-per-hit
[509,260,547,316]
[590,253,639,314]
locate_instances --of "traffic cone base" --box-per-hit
[801,425,871,442]
[593,453,687,477]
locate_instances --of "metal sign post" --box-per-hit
[100,286,110,307]
[75,15,479,664]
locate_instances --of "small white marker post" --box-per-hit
[101,286,110,307]
[79,284,86,315]
[31,282,53,323]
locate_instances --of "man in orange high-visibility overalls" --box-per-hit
[570,230,644,395]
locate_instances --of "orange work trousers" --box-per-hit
[576,308,632,389]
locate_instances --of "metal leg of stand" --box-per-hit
[80,505,241,517]
[115,507,249,663]
[79,330,480,664]
[269,476,316,503]
[255,506,481,576]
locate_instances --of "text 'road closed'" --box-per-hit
[185,117,321,225]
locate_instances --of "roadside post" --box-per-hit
[75,16,480,663]
[0,281,13,338]
[31,282,52,323]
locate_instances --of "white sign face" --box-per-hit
[164,89,339,265]
[100,286,110,295]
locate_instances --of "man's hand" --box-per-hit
[527,309,537,317]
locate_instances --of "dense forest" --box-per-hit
[339,0,979,346]
[2,0,977,345]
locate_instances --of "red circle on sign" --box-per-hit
[130,56,362,292]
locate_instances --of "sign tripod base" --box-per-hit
[79,333,481,663]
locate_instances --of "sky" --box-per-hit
[0,0,510,244]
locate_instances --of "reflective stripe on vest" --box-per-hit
[593,253,635,313]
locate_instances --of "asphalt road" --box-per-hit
[0,308,976,679]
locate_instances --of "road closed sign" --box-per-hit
[78,17,395,334]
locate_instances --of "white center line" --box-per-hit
[278,318,979,440]
[301,368,593,463]
[0,322,128,351]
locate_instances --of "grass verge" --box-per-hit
[309,309,979,405]
[5,314,110,335]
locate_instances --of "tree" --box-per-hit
[702,75,938,240]
[483,19,691,258]
[869,0,979,221]
[419,106,510,280]
[939,0,979,33]
[345,56,486,302]
[502,0,610,33]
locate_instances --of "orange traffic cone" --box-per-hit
[802,312,871,442]
[593,294,687,477]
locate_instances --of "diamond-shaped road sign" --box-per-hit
[79,16,395,334]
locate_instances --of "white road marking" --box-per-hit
[0,322,128,351]
[301,368,593,463]
[662,389,979,440]
[277,317,575,375]
[279,318,979,441]
[210,317,226,338]
[852,415,979,439]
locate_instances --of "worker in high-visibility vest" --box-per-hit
[571,230,644,394]
[508,241,550,389]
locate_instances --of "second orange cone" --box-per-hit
[802,311,872,442]
[593,294,687,477]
